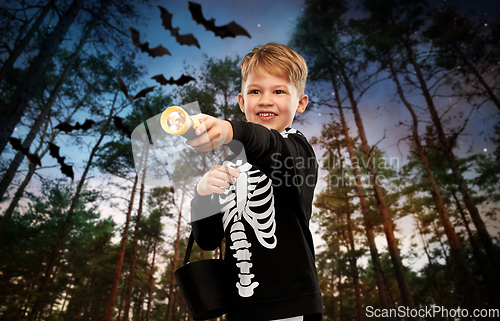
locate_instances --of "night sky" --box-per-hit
[131,0,499,159]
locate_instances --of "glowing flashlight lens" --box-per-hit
[166,111,186,131]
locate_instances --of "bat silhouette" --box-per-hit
[48,142,74,180]
[117,75,156,103]
[113,116,132,139]
[9,137,42,167]
[151,74,195,86]
[188,2,251,39]
[158,6,200,48]
[55,119,96,133]
[128,27,171,58]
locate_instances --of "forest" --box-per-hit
[0,0,499,320]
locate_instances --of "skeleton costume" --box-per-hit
[191,121,323,321]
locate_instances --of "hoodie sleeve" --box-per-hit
[226,120,318,197]
[190,188,224,251]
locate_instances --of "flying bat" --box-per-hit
[151,74,195,86]
[188,2,251,39]
[117,75,156,103]
[158,6,200,48]
[48,142,74,180]
[128,27,171,58]
[55,119,96,134]
[113,116,132,139]
[9,137,42,167]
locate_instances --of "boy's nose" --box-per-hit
[259,95,274,106]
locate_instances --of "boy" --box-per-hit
[187,43,323,321]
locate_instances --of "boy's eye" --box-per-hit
[249,90,260,94]
[275,90,284,94]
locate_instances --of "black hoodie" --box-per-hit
[191,121,323,321]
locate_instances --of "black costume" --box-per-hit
[191,121,323,321]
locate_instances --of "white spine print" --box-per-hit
[230,221,259,297]
[220,159,276,298]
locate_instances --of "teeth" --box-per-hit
[258,113,276,117]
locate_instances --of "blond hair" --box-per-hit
[240,43,308,96]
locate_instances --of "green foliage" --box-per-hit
[474,123,500,203]
[200,55,246,121]
[0,181,114,319]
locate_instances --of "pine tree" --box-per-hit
[291,0,416,313]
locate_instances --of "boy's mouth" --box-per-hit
[257,112,277,121]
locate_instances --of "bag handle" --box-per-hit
[182,231,223,266]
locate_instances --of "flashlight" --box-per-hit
[160,106,201,140]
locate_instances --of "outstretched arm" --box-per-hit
[186,114,233,151]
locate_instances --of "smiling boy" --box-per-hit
[188,43,323,321]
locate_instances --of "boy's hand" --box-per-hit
[186,114,233,151]
[197,165,240,196]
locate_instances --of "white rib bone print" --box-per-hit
[220,158,276,297]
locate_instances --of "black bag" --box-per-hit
[174,231,229,320]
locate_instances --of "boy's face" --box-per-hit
[238,67,308,133]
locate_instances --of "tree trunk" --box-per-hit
[123,152,148,321]
[452,190,498,307]
[433,222,460,292]
[0,96,87,233]
[389,61,484,310]
[330,262,336,321]
[452,191,481,262]
[415,219,448,309]
[13,270,41,321]
[38,251,61,320]
[454,45,500,110]
[28,108,114,321]
[46,294,58,321]
[103,171,141,321]
[336,233,344,321]
[345,205,363,321]
[74,268,93,321]
[0,88,87,205]
[81,274,96,321]
[0,0,54,84]
[404,40,500,274]
[146,233,159,321]
[134,272,148,321]
[331,74,394,313]
[166,190,185,321]
[0,0,85,156]
[179,297,186,321]
[333,52,417,312]
[117,281,127,321]
[335,132,363,321]
[0,161,37,233]
[57,284,72,321]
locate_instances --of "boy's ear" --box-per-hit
[296,94,308,114]
[238,93,245,113]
